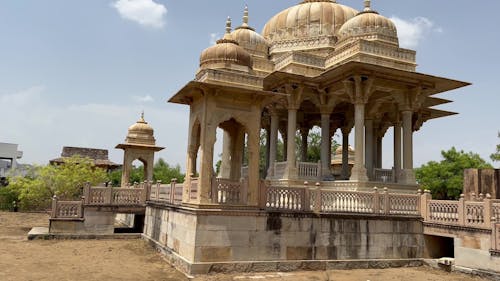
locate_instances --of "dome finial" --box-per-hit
[139,110,146,123]
[225,16,232,34]
[242,5,249,27]
[364,0,371,11]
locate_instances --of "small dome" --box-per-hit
[232,6,269,56]
[338,0,398,45]
[335,145,354,155]
[125,113,156,146]
[200,17,253,70]
[262,0,358,45]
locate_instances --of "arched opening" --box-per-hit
[216,118,248,181]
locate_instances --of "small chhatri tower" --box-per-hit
[116,112,164,185]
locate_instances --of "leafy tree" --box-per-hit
[109,158,185,186]
[416,147,492,200]
[6,156,108,210]
[491,132,500,162]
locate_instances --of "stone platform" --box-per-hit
[143,202,425,275]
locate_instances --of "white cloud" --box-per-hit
[390,16,442,49]
[209,33,219,46]
[132,94,154,102]
[112,0,167,29]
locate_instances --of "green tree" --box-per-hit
[6,156,108,210]
[109,158,185,186]
[416,147,492,200]
[491,132,500,162]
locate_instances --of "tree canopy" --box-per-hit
[4,156,108,210]
[109,158,184,186]
[491,132,500,163]
[416,147,492,200]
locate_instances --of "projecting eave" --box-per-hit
[168,80,284,105]
[426,108,458,121]
[115,143,165,152]
[424,97,453,107]
[264,61,471,96]
[318,62,471,96]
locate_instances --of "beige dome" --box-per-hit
[338,1,398,45]
[262,0,358,44]
[125,113,156,146]
[335,145,354,155]
[232,6,269,56]
[200,18,253,70]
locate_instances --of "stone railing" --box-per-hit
[298,161,321,180]
[422,193,497,229]
[259,182,421,215]
[149,179,183,204]
[373,168,396,183]
[51,196,83,219]
[211,177,248,205]
[83,184,148,206]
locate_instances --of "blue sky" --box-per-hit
[1,0,499,170]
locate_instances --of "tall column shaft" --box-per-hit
[401,110,416,184]
[321,113,331,178]
[300,130,308,162]
[394,123,402,176]
[351,103,368,181]
[376,136,382,168]
[365,119,374,180]
[341,130,350,180]
[267,114,279,178]
[284,108,298,179]
[220,131,231,178]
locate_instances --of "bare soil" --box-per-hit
[0,211,489,281]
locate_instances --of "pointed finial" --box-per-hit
[364,0,371,11]
[225,16,232,34]
[139,110,145,122]
[242,5,249,27]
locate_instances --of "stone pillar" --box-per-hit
[401,110,416,184]
[284,108,298,179]
[265,127,271,178]
[321,112,332,178]
[376,136,383,169]
[267,112,279,178]
[341,128,350,180]
[365,119,374,180]
[351,103,368,182]
[219,131,231,178]
[230,127,245,181]
[394,122,402,181]
[198,123,217,204]
[300,128,309,162]
[121,154,132,186]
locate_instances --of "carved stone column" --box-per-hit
[365,118,374,180]
[267,110,279,178]
[300,127,309,162]
[401,110,416,184]
[320,110,332,178]
[341,127,351,180]
[393,121,402,182]
[284,107,298,179]
[219,131,231,178]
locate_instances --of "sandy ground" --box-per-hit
[0,211,490,281]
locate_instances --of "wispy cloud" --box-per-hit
[132,94,154,102]
[112,0,167,29]
[390,16,442,49]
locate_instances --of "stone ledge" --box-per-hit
[27,227,141,240]
[142,232,424,276]
[423,222,492,234]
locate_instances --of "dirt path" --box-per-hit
[0,212,489,281]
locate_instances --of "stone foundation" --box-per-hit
[143,202,425,275]
[49,210,115,235]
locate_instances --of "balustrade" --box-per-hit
[211,177,247,205]
[297,161,321,180]
[373,168,395,183]
[51,196,83,219]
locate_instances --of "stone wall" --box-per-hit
[143,203,424,274]
[61,146,109,160]
[49,210,115,235]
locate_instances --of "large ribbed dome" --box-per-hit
[262,0,358,44]
[338,1,398,46]
[200,17,253,70]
